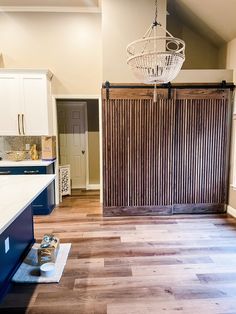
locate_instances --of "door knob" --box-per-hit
[82,150,85,154]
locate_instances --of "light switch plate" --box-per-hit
[5,237,10,254]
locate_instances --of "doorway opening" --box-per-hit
[56,99,100,198]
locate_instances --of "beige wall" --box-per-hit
[0,12,102,95]
[167,14,220,69]
[229,123,236,208]
[88,132,100,184]
[218,44,227,69]
[102,0,167,83]
[0,2,168,188]
[0,12,102,186]
[87,99,100,185]
[226,37,236,208]
[226,38,236,82]
[173,69,233,83]
[182,25,219,69]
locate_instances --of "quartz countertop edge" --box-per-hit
[0,160,55,167]
[0,174,56,234]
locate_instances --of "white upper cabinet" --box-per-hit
[0,70,53,136]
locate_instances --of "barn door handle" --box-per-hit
[82,150,85,154]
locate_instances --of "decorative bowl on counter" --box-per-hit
[5,151,27,161]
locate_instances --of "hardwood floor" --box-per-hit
[71,189,100,197]
[1,196,236,313]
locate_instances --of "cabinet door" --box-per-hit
[0,204,34,299]
[0,75,21,135]
[21,75,51,136]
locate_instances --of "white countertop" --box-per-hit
[0,174,56,234]
[0,160,55,167]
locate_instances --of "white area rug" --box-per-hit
[12,243,71,283]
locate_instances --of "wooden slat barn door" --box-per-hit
[102,89,175,215]
[173,89,231,214]
[102,86,232,216]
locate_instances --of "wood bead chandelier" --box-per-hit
[127,0,185,97]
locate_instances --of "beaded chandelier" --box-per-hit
[127,0,185,88]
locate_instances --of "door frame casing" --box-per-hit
[57,100,88,189]
[52,94,101,205]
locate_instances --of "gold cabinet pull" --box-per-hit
[22,114,25,135]
[17,114,21,135]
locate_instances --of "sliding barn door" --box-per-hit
[102,86,232,216]
[173,89,231,213]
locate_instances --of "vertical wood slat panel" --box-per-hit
[173,98,229,213]
[103,97,175,209]
[102,87,232,216]
[102,98,129,207]
[128,99,174,207]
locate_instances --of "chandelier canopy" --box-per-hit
[127,0,185,85]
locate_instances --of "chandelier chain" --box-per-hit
[154,0,158,24]
[153,0,161,27]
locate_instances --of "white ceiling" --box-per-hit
[0,0,99,6]
[0,0,100,12]
[169,0,236,46]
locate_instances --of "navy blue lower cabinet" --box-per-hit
[0,163,55,215]
[0,205,34,301]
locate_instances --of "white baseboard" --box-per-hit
[227,205,236,218]
[86,184,100,190]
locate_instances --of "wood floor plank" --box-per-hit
[104,255,213,267]
[27,304,107,314]
[107,298,236,314]
[63,266,132,278]
[1,195,236,313]
[131,263,236,277]
[197,272,236,283]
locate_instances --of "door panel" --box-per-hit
[0,75,21,135]
[173,98,229,213]
[103,98,174,210]
[22,75,48,135]
[58,102,87,189]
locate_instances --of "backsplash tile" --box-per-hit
[0,137,4,155]
[0,136,42,160]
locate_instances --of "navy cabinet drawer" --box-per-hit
[0,164,54,175]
